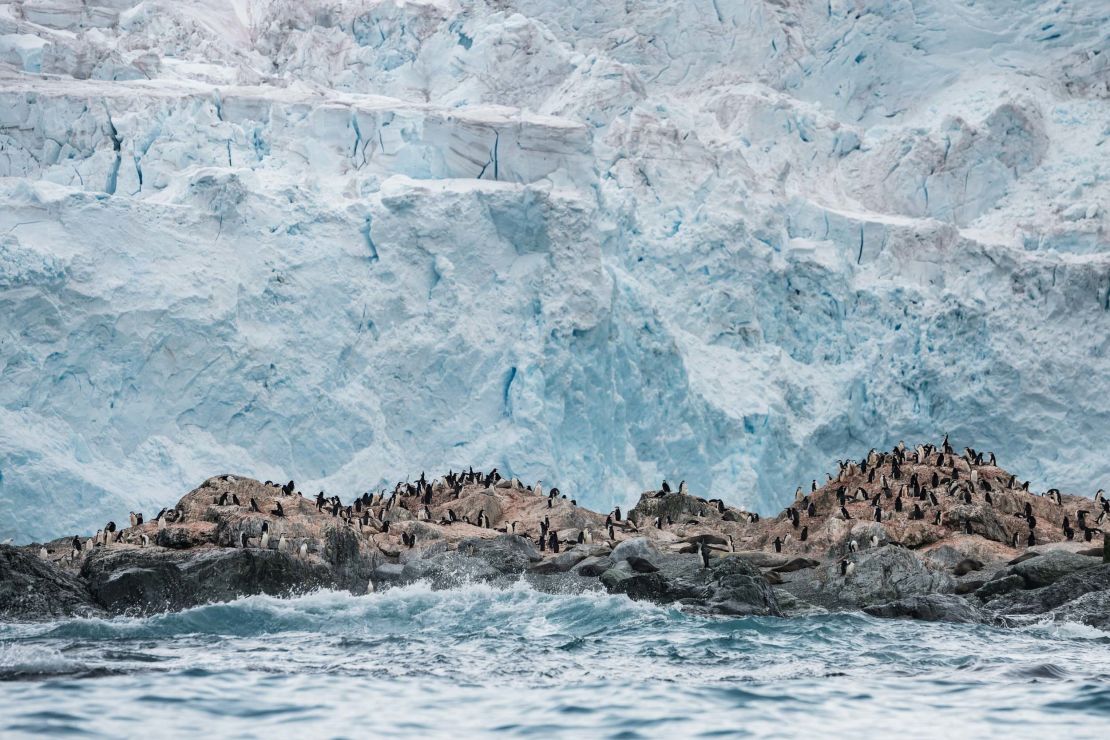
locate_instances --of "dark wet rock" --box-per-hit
[323,525,376,592]
[781,547,953,611]
[1048,591,1110,630]
[599,554,780,617]
[864,594,985,623]
[0,546,102,620]
[81,546,335,615]
[975,574,1024,601]
[955,580,985,595]
[399,551,502,587]
[572,556,612,577]
[627,556,659,573]
[155,523,217,549]
[983,564,1110,616]
[373,562,405,582]
[456,535,541,574]
[601,569,670,601]
[610,538,661,567]
[997,550,1098,589]
[702,557,781,616]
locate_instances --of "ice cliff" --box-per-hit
[1,0,1108,541]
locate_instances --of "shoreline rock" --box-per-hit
[3,442,1108,628]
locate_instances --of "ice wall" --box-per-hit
[0,0,1108,541]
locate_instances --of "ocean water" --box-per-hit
[1,582,1108,738]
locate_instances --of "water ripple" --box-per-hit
[0,583,1108,737]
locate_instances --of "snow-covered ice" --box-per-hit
[0,0,1107,540]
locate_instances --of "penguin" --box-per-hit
[1027,530,1036,547]
[874,507,882,522]
[933,511,942,526]
[141,534,149,548]
[848,539,858,553]
[1063,517,1074,541]
[367,578,375,594]
[39,547,49,559]
[963,520,973,535]
[698,540,710,569]
[278,534,288,552]
[870,534,880,548]
[299,541,308,557]
[577,531,585,544]
[583,529,593,545]
[548,530,559,553]
[272,501,285,518]
[538,532,546,552]
[129,511,138,527]
[260,522,270,549]
[614,506,622,522]
[608,523,616,541]
[239,530,249,548]
[773,536,782,553]
[232,494,241,507]
[839,505,852,520]
[250,498,260,513]
[800,526,808,542]
[679,481,689,496]
[839,559,855,577]
[807,502,817,517]
[661,480,671,494]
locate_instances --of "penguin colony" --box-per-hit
[32,439,1107,584]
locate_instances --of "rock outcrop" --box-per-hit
[3,441,1108,627]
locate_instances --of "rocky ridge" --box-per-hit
[3,440,1108,629]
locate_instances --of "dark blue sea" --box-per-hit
[1,582,1108,738]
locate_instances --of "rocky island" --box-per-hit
[3,440,1108,630]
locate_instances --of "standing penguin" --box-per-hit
[773,536,782,553]
[548,530,559,553]
[260,523,270,550]
[698,540,711,569]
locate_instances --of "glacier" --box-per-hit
[0,0,1108,542]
